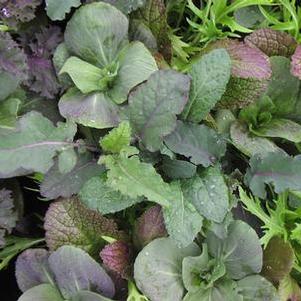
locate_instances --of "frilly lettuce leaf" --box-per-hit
[133,205,167,249]
[45,0,81,21]
[128,70,190,151]
[44,197,125,255]
[245,28,297,57]
[100,241,132,279]
[0,112,77,178]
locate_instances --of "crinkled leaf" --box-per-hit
[133,205,167,249]
[100,241,132,279]
[245,152,301,198]
[128,70,190,151]
[103,0,146,14]
[261,237,294,284]
[163,182,203,247]
[254,118,301,143]
[40,153,104,199]
[230,121,284,157]
[64,2,128,67]
[44,197,124,255]
[237,275,279,301]
[108,41,158,104]
[181,166,229,223]
[0,236,44,270]
[102,154,173,207]
[0,189,17,247]
[266,56,300,116]
[45,0,81,21]
[18,284,63,301]
[245,29,297,57]
[0,97,21,129]
[279,275,301,301]
[0,112,77,178]
[16,249,53,292]
[161,157,197,180]
[134,237,200,301]
[181,49,231,123]
[100,121,131,154]
[219,77,268,109]
[79,176,141,214]
[164,121,226,167]
[206,220,262,280]
[59,88,120,129]
[48,245,115,299]
[291,45,301,80]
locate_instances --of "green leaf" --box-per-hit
[164,121,226,167]
[161,158,197,180]
[59,88,120,129]
[230,121,283,157]
[261,237,294,284]
[103,0,147,14]
[0,112,77,178]
[100,121,132,154]
[0,97,21,129]
[79,176,141,214]
[60,57,108,94]
[245,152,301,198]
[0,236,44,270]
[72,291,114,301]
[128,70,190,151]
[182,166,229,223]
[40,153,104,199]
[58,148,77,174]
[64,2,128,67]
[265,56,300,116]
[278,275,301,301]
[44,197,124,256]
[254,118,301,143]
[181,49,231,123]
[237,275,279,301]
[0,71,19,101]
[162,182,203,247]
[19,284,63,301]
[102,154,173,207]
[134,237,200,301]
[108,42,158,104]
[45,0,81,21]
[206,220,262,280]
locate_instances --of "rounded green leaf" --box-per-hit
[18,284,63,301]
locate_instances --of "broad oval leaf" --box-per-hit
[79,176,141,214]
[64,2,128,67]
[245,28,297,57]
[134,237,200,301]
[206,220,262,280]
[59,88,120,129]
[161,157,197,180]
[0,112,77,178]
[181,49,231,123]
[164,121,227,167]
[18,284,63,301]
[72,290,113,301]
[182,166,229,223]
[128,70,190,151]
[48,246,115,299]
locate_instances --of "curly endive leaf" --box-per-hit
[0,112,77,178]
[102,154,173,207]
[44,197,125,256]
[245,152,301,198]
[164,121,226,167]
[181,49,231,123]
[45,0,81,21]
[128,70,190,151]
[245,28,297,57]
[0,189,17,247]
[291,45,301,80]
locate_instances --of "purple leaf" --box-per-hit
[15,248,53,292]
[100,241,132,279]
[49,245,115,299]
[133,205,167,249]
[291,45,301,80]
[245,28,297,57]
